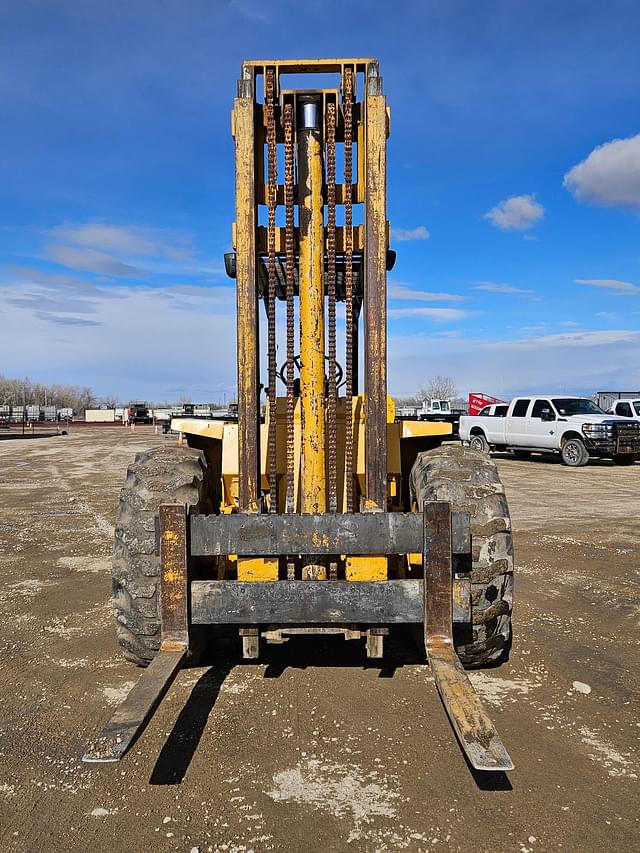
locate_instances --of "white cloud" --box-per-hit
[473,282,536,296]
[50,223,195,261]
[484,194,544,231]
[596,311,616,320]
[0,271,236,399]
[389,329,640,399]
[388,307,469,322]
[390,225,430,242]
[563,134,640,209]
[44,244,144,277]
[575,278,640,294]
[388,282,465,302]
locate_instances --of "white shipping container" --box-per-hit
[84,409,116,422]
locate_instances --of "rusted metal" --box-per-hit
[159,504,190,644]
[191,578,471,625]
[82,648,186,763]
[233,74,260,512]
[326,98,338,513]
[343,67,354,513]
[423,501,513,771]
[265,68,278,512]
[283,100,296,514]
[190,509,471,557]
[363,62,388,510]
[83,504,190,763]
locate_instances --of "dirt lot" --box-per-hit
[0,428,638,852]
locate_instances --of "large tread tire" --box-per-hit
[409,444,514,667]
[112,444,213,666]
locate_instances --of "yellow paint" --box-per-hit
[238,556,278,581]
[298,118,326,514]
[346,555,387,581]
[386,396,396,423]
[171,418,225,440]
[400,420,451,438]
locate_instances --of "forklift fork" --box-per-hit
[84,502,512,771]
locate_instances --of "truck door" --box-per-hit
[505,398,531,445]
[526,399,557,448]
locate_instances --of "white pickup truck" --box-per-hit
[459,395,640,466]
[608,398,640,419]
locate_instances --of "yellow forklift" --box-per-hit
[85,59,514,772]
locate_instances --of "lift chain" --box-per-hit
[326,99,338,513]
[265,68,278,512]
[283,100,296,514]
[343,68,354,513]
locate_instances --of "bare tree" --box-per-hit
[394,376,458,409]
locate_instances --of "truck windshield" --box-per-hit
[552,398,606,416]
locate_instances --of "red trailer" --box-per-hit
[468,392,506,416]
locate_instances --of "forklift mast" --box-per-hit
[228,59,390,516]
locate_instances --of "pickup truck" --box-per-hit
[459,395,640,466]
[607,398,640,419]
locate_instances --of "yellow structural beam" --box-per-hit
[297,100,326,516]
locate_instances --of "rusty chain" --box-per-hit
[265,69,278,513]
[283,100,296,514]
[326,100,338,513]
[343,68,354,513]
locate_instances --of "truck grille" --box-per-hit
[615,423,640,454]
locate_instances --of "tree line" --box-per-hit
[0,374,97,415]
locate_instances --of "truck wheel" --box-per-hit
[112,445,213,666]
[469,433,489,453]
[561,438,589,467]
[613,454,638,465]
[409,445,514,667]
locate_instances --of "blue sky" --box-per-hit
[1,0,639,402]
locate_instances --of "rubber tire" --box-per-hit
[561,438,589,467]
[410,445,514,667]
[613,454,638,465]
[112,444,213,666]
[469,433,489,453]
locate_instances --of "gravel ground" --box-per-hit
[0,428,638,852]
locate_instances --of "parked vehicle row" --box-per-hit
[459,396,640,467]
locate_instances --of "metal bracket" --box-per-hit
[83,504,190,763]
[423,502,513,772]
